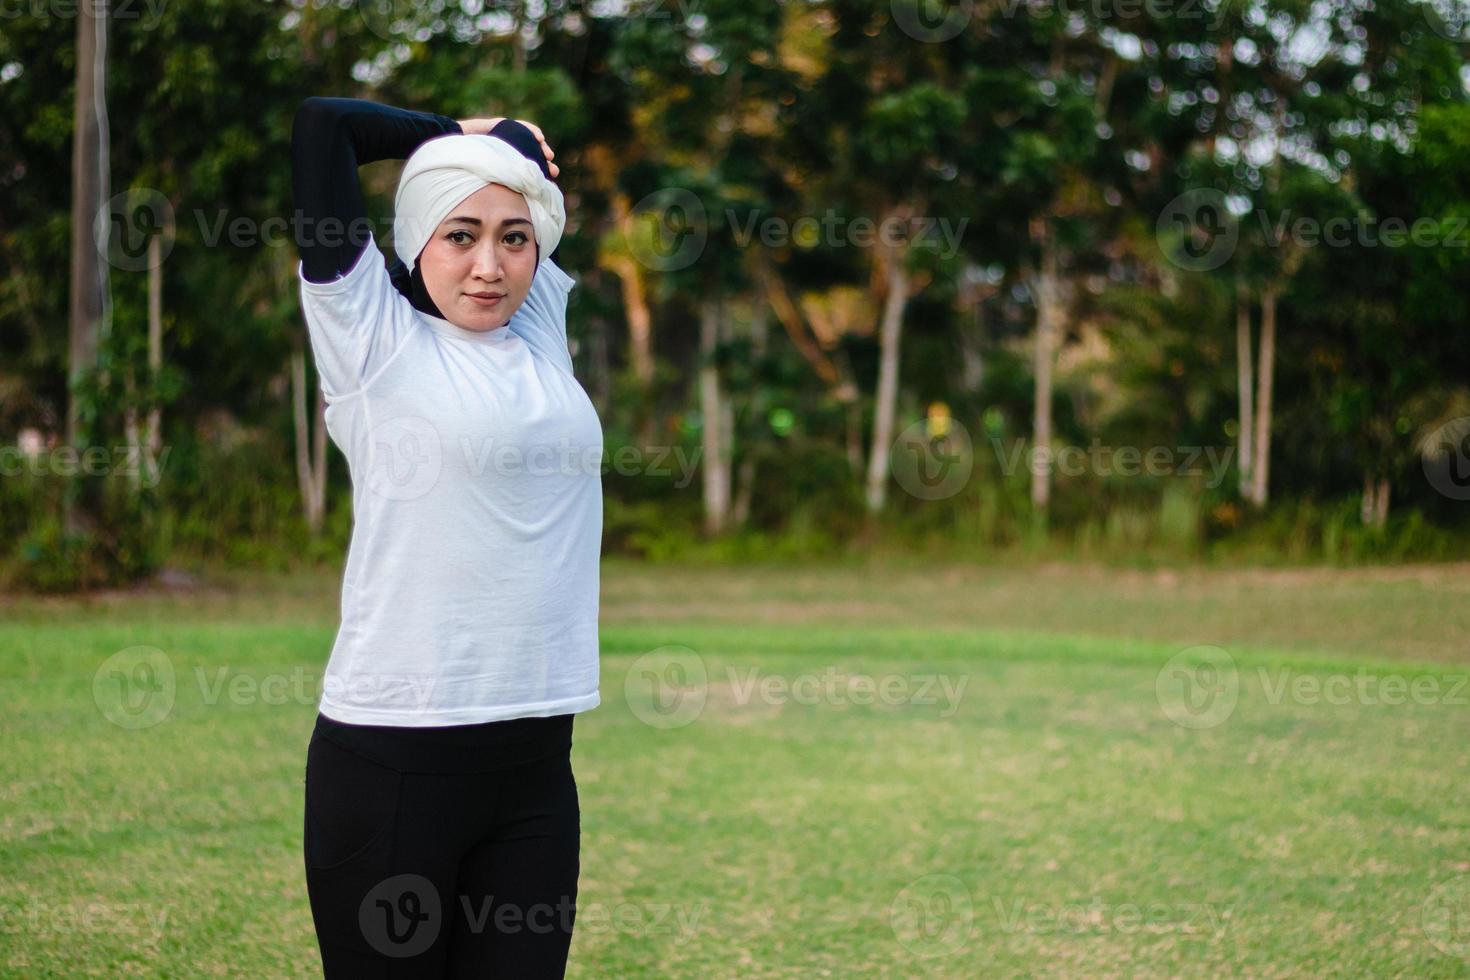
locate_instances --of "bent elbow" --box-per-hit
[292,96,343,149]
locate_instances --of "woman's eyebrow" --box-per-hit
[445,216,533,229]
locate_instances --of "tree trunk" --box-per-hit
[958,285,986,394]
[122,233,167,491]
[732,455,757,527]
[1030,222,1061,515]
[699,297,731,535]
[609,256,654,385]
[65,0,109,533]
[750,250,860,492]
[846,400,864,477]
[1361,475,1390,527]
[730,305,766,528]
[751,250,845,392]
[1235,278,1253,498]
[123,366,140,491]
[606,196,656,389]
[864,236,910,513]
[602,191,658,444]
[292,351,327,535]
[605,251,655,444]
[145,230,163,482]
[1249,282,1278,508]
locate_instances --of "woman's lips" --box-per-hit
[465,292,504,307]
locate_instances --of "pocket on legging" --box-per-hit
[304,733,402,871]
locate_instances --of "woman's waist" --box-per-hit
[312,709,574,773]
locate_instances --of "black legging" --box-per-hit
[303,713,581,978]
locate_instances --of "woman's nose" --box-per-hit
[471,245,501,280]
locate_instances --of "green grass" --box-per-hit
[3,560,1470,976]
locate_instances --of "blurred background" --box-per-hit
[3,1,1470,977]
[2,0,1467,586]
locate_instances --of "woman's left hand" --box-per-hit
[458,117,559,178]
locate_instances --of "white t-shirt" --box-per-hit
[297,241,604,726]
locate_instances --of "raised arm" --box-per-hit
[292,98,562,289]
[292,98,569,397]
[290,97,463,284]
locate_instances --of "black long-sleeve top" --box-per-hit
[289,97,556,318]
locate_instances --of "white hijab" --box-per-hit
[392,134,565,270]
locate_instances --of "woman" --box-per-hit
[290,96,603,978]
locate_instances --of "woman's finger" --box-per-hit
[509,119,556,176]
[517,119,545,142]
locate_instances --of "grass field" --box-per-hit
[4,559,1470,977]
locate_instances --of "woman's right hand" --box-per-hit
[458,117,559,178]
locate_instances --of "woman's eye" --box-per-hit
[505,231,529,246]
[448,230,473,245]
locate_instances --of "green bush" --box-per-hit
[5,475,163,593]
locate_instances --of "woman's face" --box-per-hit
[417,182,538,331]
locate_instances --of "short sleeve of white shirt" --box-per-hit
[508,258,577,375]
[299,242,578,393]
[297,240,420,401]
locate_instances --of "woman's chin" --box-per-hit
[451,308,512,332]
